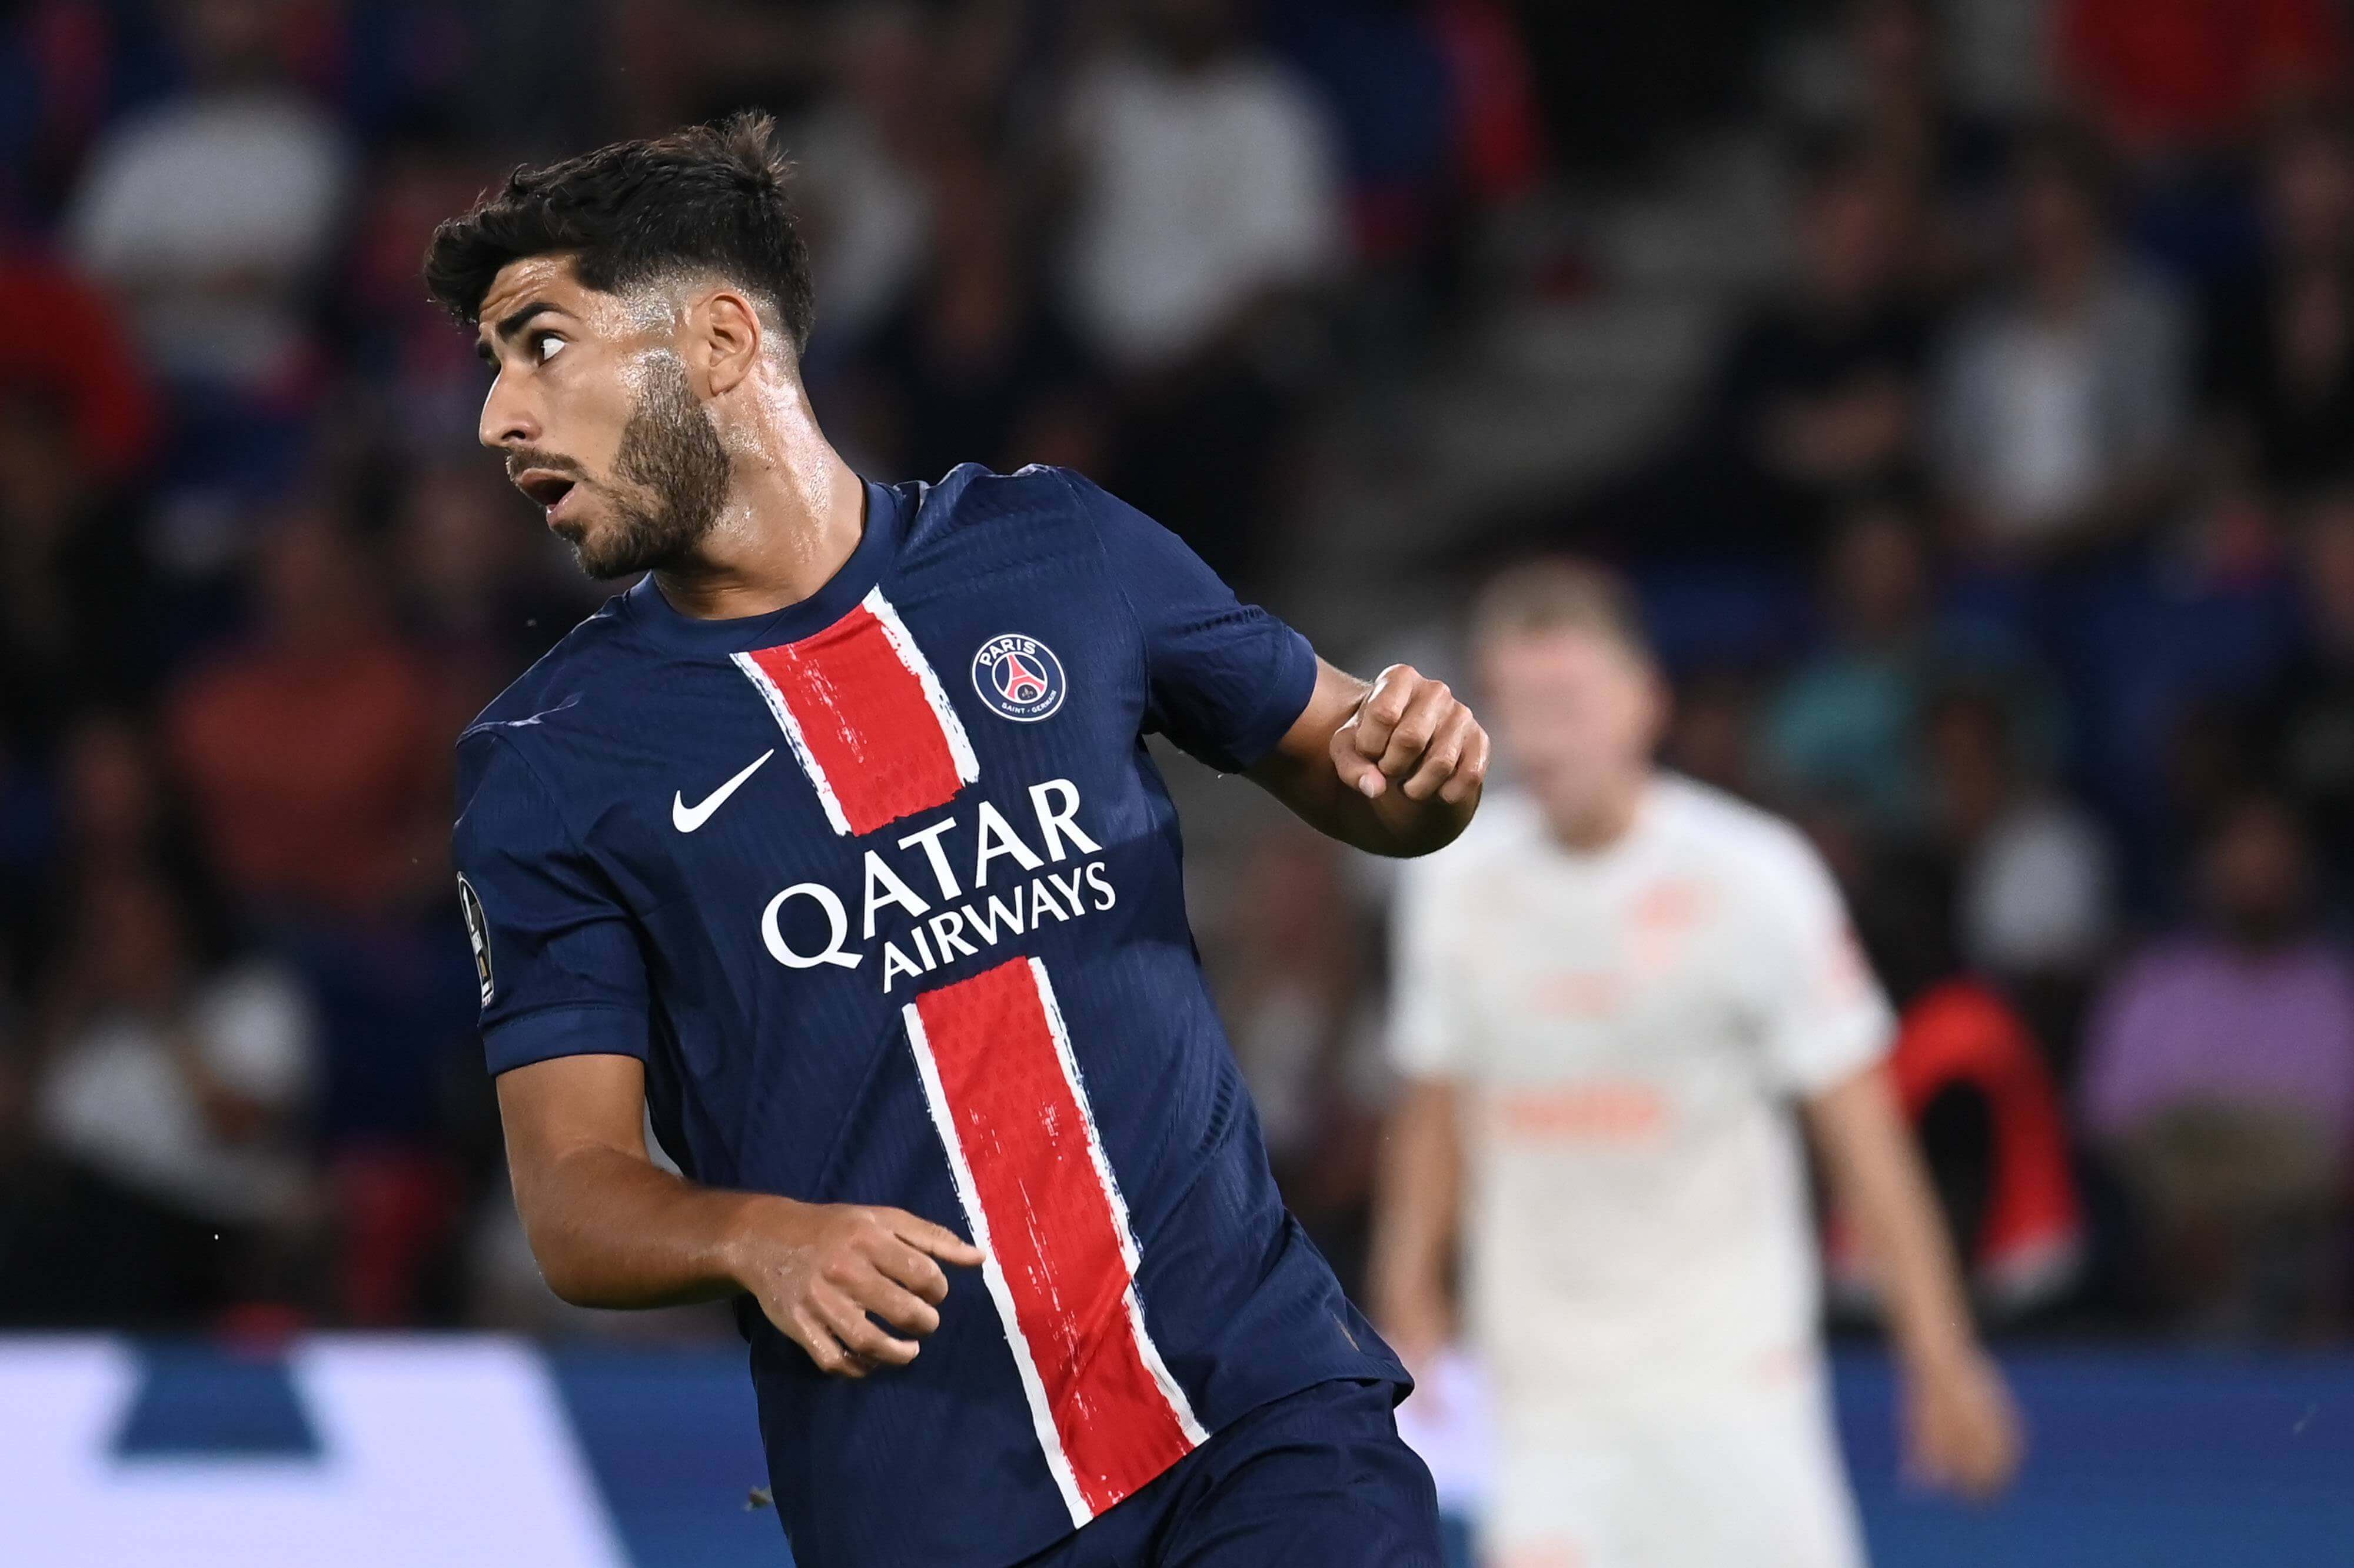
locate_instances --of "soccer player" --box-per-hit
[426,115,1484,1568]
[1371,562,2021,1568]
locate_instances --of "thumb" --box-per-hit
[1332,721,1389,800]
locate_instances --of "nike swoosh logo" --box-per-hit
[673,749,775,833]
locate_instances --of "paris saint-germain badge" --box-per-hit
[972,632,1066,721]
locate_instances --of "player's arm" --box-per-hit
[1249,660,1488,857]
[496,1051,982,1377]
[1367,1074,1462,1374]
[1804,1063,2023,1499]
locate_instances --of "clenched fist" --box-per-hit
[730,1198,984,1377]
[1331,664,1489,807]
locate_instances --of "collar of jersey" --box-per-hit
[620,477,908,654]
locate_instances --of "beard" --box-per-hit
[561,357,732,579]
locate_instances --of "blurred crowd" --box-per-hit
[3,0,2354,1350]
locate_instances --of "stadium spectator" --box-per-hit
[165,504,444,922]
[791,4,954,358]
[1764,501,2031,834]
[63,0,350,396]
[1623,132,1935,563]
[1930,122,2190,559]
[1063,0,1345,584]
[389,460,582,747]
[38,711,216,929]
[827,147,1105,484]
[1924,685,2112,992]
[1828,977,2086,1323]
[2201,109,2354,495]
[0,386,163,751]
[1783,0,2010,255]
[0,249,159,482]
[338,119,513,450]
[2082,792,2354,1337]
[2057,0,2348,163]
[30,864,315,1324]
[2260,488,2354,909]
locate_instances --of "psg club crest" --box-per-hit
[972,633,1066,722]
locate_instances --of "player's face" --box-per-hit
[476,255,732,578]
[1479,628,1663,825]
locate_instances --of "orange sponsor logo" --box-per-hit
[1499,1083,1667,1142]
[1532,971,1626,1016]
[1498,1543,1586,1568]
[1632,878,1710,931]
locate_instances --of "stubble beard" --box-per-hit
[563,357,733,580]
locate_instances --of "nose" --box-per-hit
[478,367,539,451]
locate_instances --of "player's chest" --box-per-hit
[1464,871,1766,1077]
[591,582,1149,912]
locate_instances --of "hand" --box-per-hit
[1903,1345,2023,1500]
[730,1199,985,1378]
[1331,665,1488,807]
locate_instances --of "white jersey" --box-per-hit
[1391,777,1893,1415]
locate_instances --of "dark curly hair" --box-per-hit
[423,111,816,355]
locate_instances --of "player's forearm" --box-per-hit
[1806,1067,1980,1366]
[1368,1079,1462,1317]
[1251,661,1488,857]
[513,1141,780,1310]
[1268,756,1481,857]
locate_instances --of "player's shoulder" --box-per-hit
[1650,776,1834,897]
[457,593,643,761]
[899,462,1099,552]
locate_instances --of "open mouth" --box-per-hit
[514,470,579,519]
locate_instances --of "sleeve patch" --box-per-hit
[457,874,494,1006]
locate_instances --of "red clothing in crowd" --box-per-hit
[168,637,445,918]
[2061,0,2350,156]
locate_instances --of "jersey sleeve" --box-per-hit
[453,730,651,1076]
[1388,855,1478,1079]
[1063,469,1318,774]
[1747,831,1895,1096]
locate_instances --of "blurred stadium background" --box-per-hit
[6,0,2354,1562]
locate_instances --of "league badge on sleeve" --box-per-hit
[972,633,1067,722]
[457,874,494,1006]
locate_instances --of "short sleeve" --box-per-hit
[454,731,650,1076]
[1065,470,1317,774]
[1747,832,1895,1096]
[1387,856,1477,1080]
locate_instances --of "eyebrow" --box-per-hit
[476,299,566,364]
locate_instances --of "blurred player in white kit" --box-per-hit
[1370,561,2021,1567]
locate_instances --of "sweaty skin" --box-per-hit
[474,253,1488,1374]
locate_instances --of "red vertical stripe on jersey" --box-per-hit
[742,603,963,835]
[910,958,1199,1519]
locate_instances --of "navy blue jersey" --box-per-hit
[452,465,1405,1568]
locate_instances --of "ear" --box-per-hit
[686,286,766,397]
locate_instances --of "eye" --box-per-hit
[534,332,567,364]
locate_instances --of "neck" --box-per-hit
[650,382,867,621]
[1546,772,1649,853]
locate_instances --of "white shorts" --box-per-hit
[1483,1365,1867,1568]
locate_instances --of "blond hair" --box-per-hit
[1469,557,1655,667]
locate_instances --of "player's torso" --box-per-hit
[1437,787,1822,1384]
[1447,788,1787,1147]
[523,476,1203,1204]
[486,471,1390,1565]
